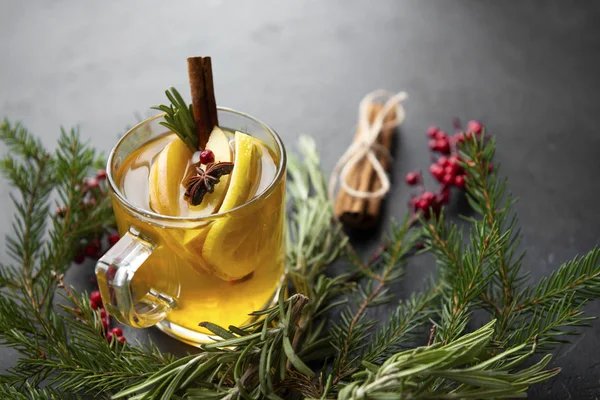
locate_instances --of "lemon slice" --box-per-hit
[149,138,192,216]
[220,132,262,211]
[200,131,263,281]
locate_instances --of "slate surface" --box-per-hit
[1,1,599,398]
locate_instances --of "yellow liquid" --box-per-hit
[113,132,285,343]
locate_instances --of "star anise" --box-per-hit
[184,161,234,206]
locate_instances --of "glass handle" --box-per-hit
[95,228,176,328]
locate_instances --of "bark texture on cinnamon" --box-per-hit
[334,104,396,229]
[187,56,219,150]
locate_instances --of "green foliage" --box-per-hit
[338,321,560,400]
[0,383,79,400]
[151,87,198,151]
[0,120,600,399]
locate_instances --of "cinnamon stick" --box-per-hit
[334,104,396,229]
[187,56,219,150]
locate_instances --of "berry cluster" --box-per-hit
[90,290,126,344]
[405,119,486,218]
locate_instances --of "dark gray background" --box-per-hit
[1,1,600,398]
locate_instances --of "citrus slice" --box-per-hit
[200,131,263,281]
[148,138,192,216]
[220,131,262,211]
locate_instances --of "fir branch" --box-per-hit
[0,120,54,309]
[0,284,172,395]
[458,134,600,351]
[517,247,600,311]
[0,383,80,400]
[0,119,49,163]
[458,134,526,337]
[361,287,438,365]
[331,215,422,384]
[423,210,499,344]
[502,248,600,350]
[507,294,594,352]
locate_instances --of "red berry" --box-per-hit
[106,332,113,342]
[416,199,429,211]
[108,233,120,247]
[90,291,102,308]
[427,126,439,138]
[86,178,99,189]
[85,244,100,258]
[449,157,464,174]
[438,188,451,204]
[111,327,123,337]
[117,336,127,344]
[421,191,435,203]
[200,149,215,165]
[467,120,483,134]
[96,170,107,180]
[455,175,466,189]
[434,131,448,140]
[416,192,437,218]
[435,139,450,154]
[437,156,449,166]
[444,164,458,178]
[404,171,420,186]
[442,173,454,185]
[429,164,444,181]
[428,139,438,150]
[102,317,110,332]
[454,132,466,144]
[99,308,108,319]
[448,155,461,165]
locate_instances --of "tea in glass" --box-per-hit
[97,110,286,345]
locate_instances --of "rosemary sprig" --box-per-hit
[151,87,198,151]
[338,320,560,400]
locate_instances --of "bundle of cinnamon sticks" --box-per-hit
[334,104,397,229]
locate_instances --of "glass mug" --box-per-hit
[96,108,286,346]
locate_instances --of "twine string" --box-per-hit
[328,90,408,203]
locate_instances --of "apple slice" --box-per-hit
[182,127,234,266]
[205,127,232,165]
[187,127,233,215]
[149,137,192,216]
